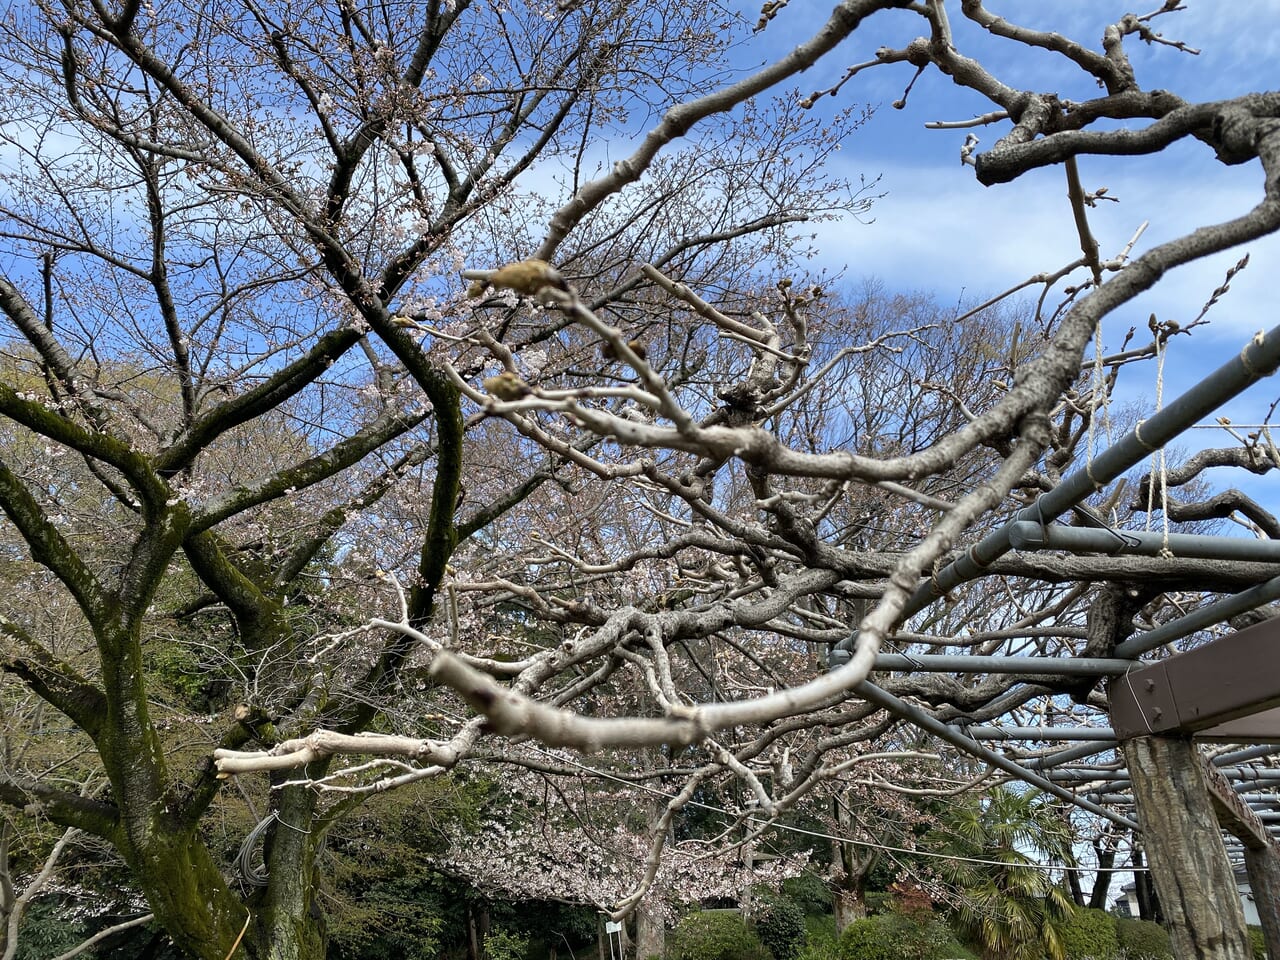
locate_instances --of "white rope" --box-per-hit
[1087,323,1103,482]
[1152,332,1172,557]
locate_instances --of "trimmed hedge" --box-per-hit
[1114,917,1171,960]
[755,894,807,960]
[668,911,771,960]
[1060,907,1118,960]
[835,913,951,960]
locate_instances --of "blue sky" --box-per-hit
[732,2,1280,498]
[529,3,1280,515]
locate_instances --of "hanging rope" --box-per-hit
[1086,319,1116,495]
[1149,321,1173,557]
[1086,323,1103,485]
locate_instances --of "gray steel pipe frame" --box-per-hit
[1007,522,1280,564]
[839,322,1280,645]
[1052,764,1280,784]
[829,327,1280,833]
[1022,740,1120,770]
[963,725,1118,741]
[1088,792,1134,805]
[1212,744,1280,766]
[1046,769,1130,782]
[1082,778,1280,808]
[1221,768,1280,782]
[874,653,1132,676]
[1114,574,1280,658]
[853,680,1138,830]
[1046,763,1128,774]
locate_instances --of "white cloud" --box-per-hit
[806,143,1280,461]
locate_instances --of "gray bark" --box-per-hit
[832,887,867,933]
[1244,843,1280,960]
[1122,735,1251,960]
[634,902,664,960]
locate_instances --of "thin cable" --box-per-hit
[236,813,275,887]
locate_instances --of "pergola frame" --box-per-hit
[824,322,1280,956]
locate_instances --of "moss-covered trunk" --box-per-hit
[256,783,326,960]
[97,617,326,960]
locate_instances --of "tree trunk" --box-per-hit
[831,792,873,934]
[101,622,262,960]
[1244,843,1280,960]
[257,782,326,960]
[1066,868,1084,907]
[1122,735,1251,960]
[109,730,327,960]
[478,904,491,958]
[1131,847,1162,923]
[829,885,870,936]
[1087,846,1116,910]
[634,902,664,960]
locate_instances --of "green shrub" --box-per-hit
[795,914,838,960]
[754,894,806,960]
[484,927,531,960]
[863,892,889,915]
[802,914,835,947]
[1248,926,1266,960]
[668,911,771,960]
[1114,917,1171,960]
[13,898,92,960]
[835,913,950,960]
[782,873,833,916]
[795,940,836,960]
[1060,907,1118,960]
[834,918,896,960]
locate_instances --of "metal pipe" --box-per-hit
[873,653,1133,676]
[854,679,1138,829]
[1114,575,1280,658]
[1087,793,1135,805]
[1022,740,1120,770]
[1231,795,1280,815]
[1007,521,1280,564]
[1219,767,1280,782]
[1044,768,1126,783]
[1212,744,1280,766]
[1044,770,1130,783]
[964,725,1118,741]
[889,324,1280,625]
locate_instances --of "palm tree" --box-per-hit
[934,788,1078,960]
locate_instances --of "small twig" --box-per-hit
[925,109,1010,129]
[1065,156,1103,285]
